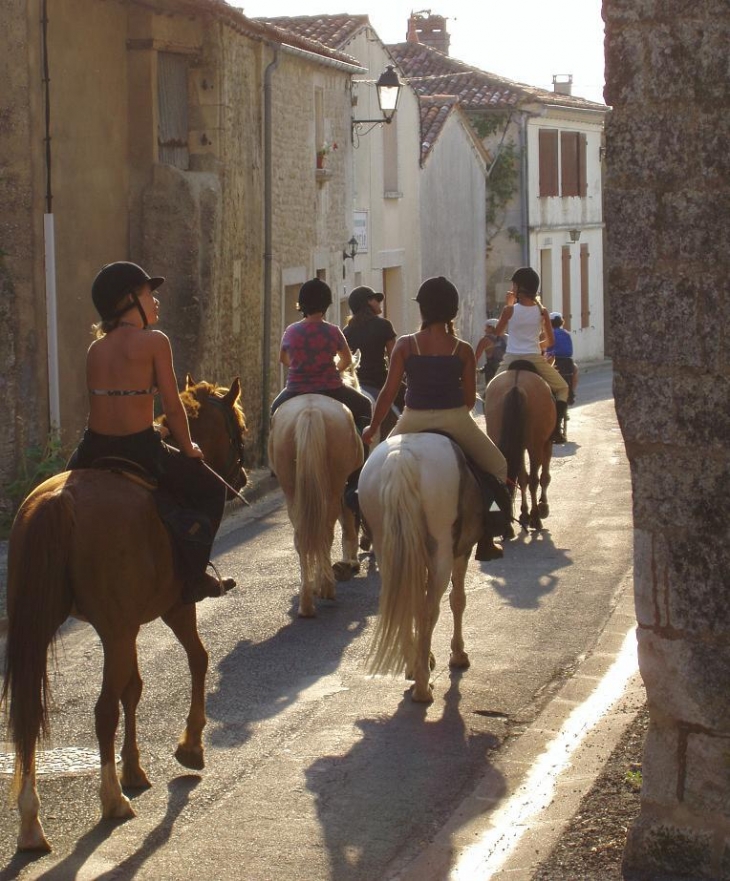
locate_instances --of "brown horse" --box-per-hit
[268,394,364,617]
[0,377,246,852]
[484,365,555,530]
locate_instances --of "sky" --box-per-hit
[235,0,606,104]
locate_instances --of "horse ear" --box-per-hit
[185,373,196,389]
[222,377,241,407]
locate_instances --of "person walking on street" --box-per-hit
[494,267,570,443]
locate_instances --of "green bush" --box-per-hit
[1,431,67,537]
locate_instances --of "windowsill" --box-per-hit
[384,190,403,199]
[316,168,333,184]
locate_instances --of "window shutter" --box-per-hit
[539,130,559,197]
[578,133,588,196]
[561,132,579,197]
[157,53,189,170]
[580,243,590,328]
[561,246,571,330]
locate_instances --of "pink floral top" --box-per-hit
[282,320,346,392]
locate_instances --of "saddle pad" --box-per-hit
[90,456,158,491]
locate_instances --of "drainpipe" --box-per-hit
[41,0,60,432]
[519,112,530,266]
[262,45,280,462]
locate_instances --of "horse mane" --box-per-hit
[172,380,247,434]
[341,352,361,391]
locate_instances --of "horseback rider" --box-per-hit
[475,318,507,384]
[546,311,578,405]
[494,267,570,443]
[362,276,510,562]
[67,261,236,603]
[270,278,373,506]
[343,286,405,414]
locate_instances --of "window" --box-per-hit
[539,128,587,198]
[561,246,571,330]
[158,53,189,170]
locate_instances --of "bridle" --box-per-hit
[207,393,247,491]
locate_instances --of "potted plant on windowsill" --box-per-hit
[316,141,338,169]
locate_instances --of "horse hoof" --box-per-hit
[449,652,470,669]
[429,651,436,671]
[102,794,136,820]
[333,561,359,581]
[359,536,372,552]
[298,607,316,618]
[175,744,205,771]
[538,502,549,518]
[411,685,435,703]
[17,825,52,853]
[121,767,152,789]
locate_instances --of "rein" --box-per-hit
[207,393,248,497]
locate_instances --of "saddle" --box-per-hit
[507,360,540,374]
[416,430,512,539]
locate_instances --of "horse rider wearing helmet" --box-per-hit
[494,267,570,442]
[362,276,511,562]
[67,261,236,603]
[270,278,373,505]
[546,311,578,406]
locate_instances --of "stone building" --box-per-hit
[0,0,361,511]
[605,1,730,876]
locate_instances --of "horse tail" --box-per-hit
[500,384,527,487]
[293,407,331,583]
[1,485,75,788]
[369,445,428,676]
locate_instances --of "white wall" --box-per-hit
[421,112,488,347]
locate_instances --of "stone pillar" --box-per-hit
[604,2,730,877]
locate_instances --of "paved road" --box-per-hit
[0,364,632,880]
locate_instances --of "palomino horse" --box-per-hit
[484,364,555,530]
[358,433,482,702]
[1,378,246,852]
[268,394,364,617]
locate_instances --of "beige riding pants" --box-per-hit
[496,353,569,402]
[389,406,507,481]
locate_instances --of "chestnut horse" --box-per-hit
[268,394,364,618]
[484,364,555,530]
[1,377,246,852]
[358,433,482,702]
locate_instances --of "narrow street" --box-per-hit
[0,364,633,881]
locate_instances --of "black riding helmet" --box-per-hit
[348,285,384,314]
[297,278,332,316]
[92,261,165,327]
[510,266,540,297]
[414,276,459,323]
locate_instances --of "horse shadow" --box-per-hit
[304,671,506,880]
[205,574,380,749]
[0,776,199,881]
[481,528,573,609]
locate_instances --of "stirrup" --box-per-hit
[206,561,236,597]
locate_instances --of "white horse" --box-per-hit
[358,433,482,702]
[268,395,364,617]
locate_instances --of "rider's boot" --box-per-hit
[344,417,370,514]
[161,510,236,603]
[552,400,568,444]
[473,471,512,562]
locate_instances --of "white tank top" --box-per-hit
[506,303,543,355]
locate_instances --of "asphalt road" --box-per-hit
[0,363,632,881]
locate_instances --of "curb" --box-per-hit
[0,466,280,639]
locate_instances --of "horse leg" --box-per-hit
[528,457,543,530]
[318,521,337,602]
[538,440,552,520]
[518,468,530,530]
[17,757,51,852]
[96,636,138,819]
[162,604,208,771]
[411,554,451,703]
[449,556,471,670]
[119,650,151,789]
[333,504,361,582]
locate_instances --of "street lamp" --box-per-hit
[568,228,581,244]
[351,65,403,139]
[343,236,359,262]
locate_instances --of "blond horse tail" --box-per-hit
[293,406,331,584]
[369,445,428,675]
[1,484,75,789]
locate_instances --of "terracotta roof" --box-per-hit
[128,0,363,69]
[420,95,459,159]
[254,14,371,52]
[388,41,607,112]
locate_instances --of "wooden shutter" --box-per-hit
[580,243,590,328]
[578,133,587,196]
[539,130,559,197]
[561,132,579,196]
[561,246,571,329]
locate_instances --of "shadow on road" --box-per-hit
[304,670,505,880]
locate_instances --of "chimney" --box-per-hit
[409,11,450,55]
[552,74,573,96]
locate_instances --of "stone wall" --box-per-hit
[605,2,730,877]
